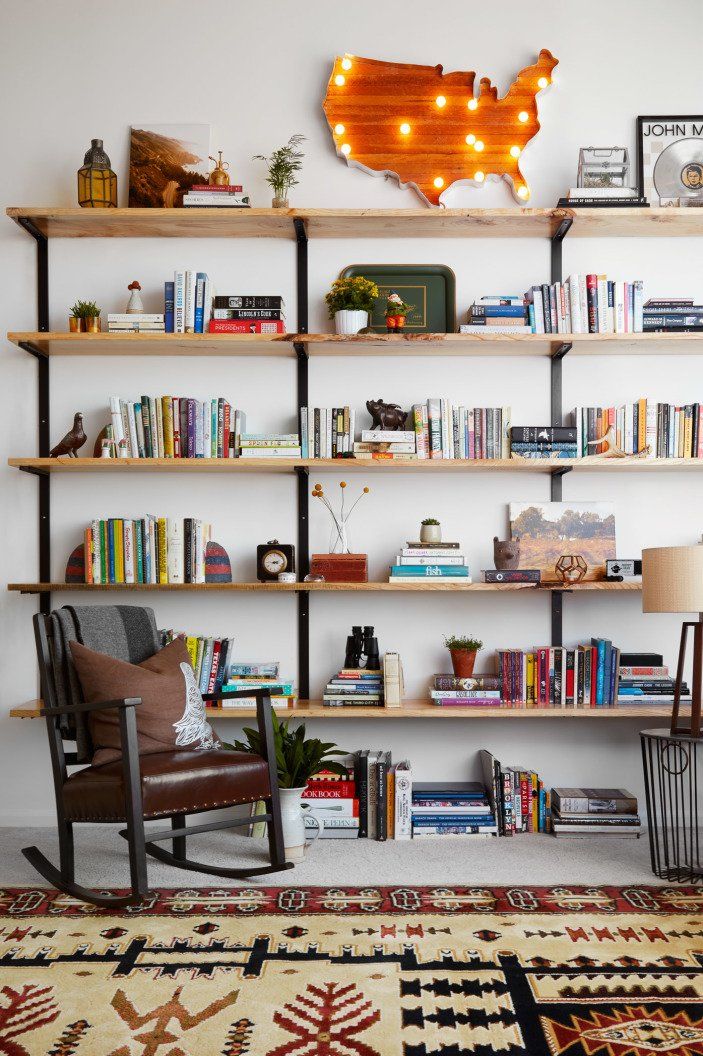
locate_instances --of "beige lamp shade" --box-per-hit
[642,545,703,613]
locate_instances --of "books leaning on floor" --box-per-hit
[479,749,550,836]
[524,274,644,334]
[572,400,703,458]
[300,407,356,458]
[510,425,577,460]
[161,629,233,696]
[389,539,471,583]
[83,516,212,584]
[429,673,502,707]
[303,760,359,839]
[323,668,384,707]
[352,750,410,839]
[108,395,245,459]
[238,434,301,458]
[410,401,511,460]
[551,787,641,838]
[460,294,531,335]
[411,781,497,839]
[208,294,285,334]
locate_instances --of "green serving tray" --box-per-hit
[339,264,456,334]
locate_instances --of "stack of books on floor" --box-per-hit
[108,313,165,334]
[182,183,250,208]
[557,187,647,208]
[389,539,471,583]
[497,638,621,708]
[83,516,212,584]
[411,781,497,839]
[353,751,412,839]
[460,294,530,335]
[164,271,213,334]
[429,673,502,707]
[238,433,301,459]
[643,297,703,333]
[410,400,511,459]
[617,653,689,706]
[551,787,641,838]
[323,668,384,707]
[525,274,643,334]
[300,407,357,458]
[480,750,550,835]
[108,395,245,459]
[510,425,577,460]
[161,630,233,697]
[353,429,416,461]
[571,399,703,458]
[303,762,359,839]
[208,295,285,334]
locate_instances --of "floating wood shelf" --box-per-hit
[7,332,292,357]
[6,581,641,595]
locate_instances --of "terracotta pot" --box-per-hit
[449,648,477,678]
[84,315,101,333]
[69,316,84,332]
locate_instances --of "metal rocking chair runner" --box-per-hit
[25,613,293,908]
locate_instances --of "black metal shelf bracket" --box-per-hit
[294,218,310,698]
[551,341,572,361]
[17,340,47,361]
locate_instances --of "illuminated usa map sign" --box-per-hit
[323,50,558,207]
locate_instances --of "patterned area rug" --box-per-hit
[1,885,702,1055]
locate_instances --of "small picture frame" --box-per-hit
[637,115,703,205]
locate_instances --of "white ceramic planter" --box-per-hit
[420,523,442,544]
[279,787,320,863]
[334,309,368,335]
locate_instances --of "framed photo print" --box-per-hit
[509,501,616,582]
[637,115,703,205]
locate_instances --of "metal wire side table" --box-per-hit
[640,728,702,883]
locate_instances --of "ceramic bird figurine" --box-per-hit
[50,412,86,458]
[586,426,650,459]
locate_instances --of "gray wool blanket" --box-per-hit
[49,605,160,762]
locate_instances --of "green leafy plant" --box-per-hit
[253,134,306,200]
[325,276,379,318]
[225,711,347,789]
[444,634,483,652]
[421,518,440,526]
[70,299,100,318]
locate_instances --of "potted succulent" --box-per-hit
[420,517,441,543]
[325,276,379,335]
[69,299,101,333]
[385,291,414,331]
[253,133,306,208]
[226,712,347,863]
[444,634,483,678]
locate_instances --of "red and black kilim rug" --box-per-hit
[1,885,702,1055]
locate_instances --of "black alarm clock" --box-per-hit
[257,540,296,582]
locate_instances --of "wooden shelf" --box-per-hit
[7,207,297,240]
[6,581,640,595]
[7,332,294,358]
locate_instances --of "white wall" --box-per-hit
[2,0,702,824]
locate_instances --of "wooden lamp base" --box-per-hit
[671,616,702,738]
[310,553,368,583]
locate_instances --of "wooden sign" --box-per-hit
[322,50,558,206]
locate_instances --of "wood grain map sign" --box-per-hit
[323,50,558,206]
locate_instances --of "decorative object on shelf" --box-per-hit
[257,540,296,582]
[128,123,210,208]
[312,480,370,557]
[605,558,642,582]
[325,275,378,335]
[208,150,231,186]
[125,281,144,314]
[344,625,381,671]
[340,264,456,333]
[252,134,305,208]
[642,544,703,736]
[310,553,368,582]
[555,554,588,585]
[385,292,414,331]
[69,300,101,333]
[509,501,616,582]
[77,138,117,208]
[204,541,233,583]
[444,634,482,678]
[117,439,129,459]
[494,536,520,571]
[420,518,442,544]
[93,424,112,458]
[226,712,347,862]
[586,425,650,459]
[637,115,703,206]
[50,412,86,459]
[578,147,630,189]
[65,543,86,583]
[303,572,325,583]
[366,398,408,432]
[323,50,558,206]
[278,571,297,583]
[100,438,113,459]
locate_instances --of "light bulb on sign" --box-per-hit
[518,110,529,123]
[435,95,446,108]
[433,176,444,189]
[341,57,352,71]
[335,74,345,87]
[341,143,351,156]
[467,98,478,111]
[510,145,521,158]
[399,123,411,135]
[334,124,345,135]
[517,185,529,199]
[474,140,484,152]
[537,76,548,89]
[465,134,476,145]
[474,171,485,182]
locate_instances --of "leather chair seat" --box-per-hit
[62,749,271,822]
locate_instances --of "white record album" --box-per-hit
[653,139,703,201]
[638,116,703,204]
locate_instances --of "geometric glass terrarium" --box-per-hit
[577,147,630,189]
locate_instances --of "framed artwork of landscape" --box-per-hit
[509,501,616,582]
[128,123,211,208]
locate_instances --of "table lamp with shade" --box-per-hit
[642,545,703,737]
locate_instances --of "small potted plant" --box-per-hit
[420,517,441,543]
[385,291,414,331]
[226,712,347,863]
[253,133,306,208]
[325,276,379,335]
[444,634,483,678]
[69,300,101,333]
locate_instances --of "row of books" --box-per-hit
[509,425,577,460]
[162,271,215,334]
[642,298,703,332]
[573,402,703,459]
[208,293,286,334]
[83,517,212,585]
[411,781,496,839]
[300,407,357,459]
[551,786,641,839]
[480,751,550,835]
[389,540,471,583]
[108,396,246,459]
[353,752,412,839]
[182,184,251,209]
[525,276,644,334]
[409,401,511,460]
[497,640,623,708]
[162,630,233,696]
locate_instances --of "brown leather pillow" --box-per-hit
[69,637,219,766]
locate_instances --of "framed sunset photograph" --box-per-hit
[509,501,616,581]
[128,123,210,207]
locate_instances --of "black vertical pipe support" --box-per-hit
[294,217,310,698]
[549,217,572,646]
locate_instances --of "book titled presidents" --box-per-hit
[208,320,286,334]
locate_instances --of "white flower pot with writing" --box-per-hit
[279,787,320,863]
[334,309,368,335]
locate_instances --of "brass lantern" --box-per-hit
[77,139,117,208]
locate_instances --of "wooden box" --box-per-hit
[310,553,368,583]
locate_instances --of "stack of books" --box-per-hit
[497,638,621,708]
[108,313,165,334]
[322,668,384,707]
[353,429,415,461]
[460,294,530,335]
[524,274,644,334]
[83,516,212,585]
[429,673,502,707]
[480,750,550,835]
[389,539,471,583]
[411,781,497,839]
[557,187,647,208]
[182,183,251,208]
[617,653,689,706]
[354,750,411,839]
[164,271,213,334]
[643,297,703,333]
[302,763,359,839]
[410,400,511,460]
[220,659,295,709]
[108,395,245,459]
[239,433,301,459]
[208,295,285,334]
[300,407,357,458]
[551,787,641,839]
[510,425,577,460]
[571,400,703,458]
[161,630,233,697]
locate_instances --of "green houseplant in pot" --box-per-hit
[325,275,379,335]
[69,299,101,333]
[420,517,441,544]
[252,133,306,208]
[444,634,483,678]
[226,712,346,863]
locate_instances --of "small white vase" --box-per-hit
[420,523,442,544]
[334,309,368,335]
[279,786,320,863]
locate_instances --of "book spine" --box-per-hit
[164,281,174,333]
[194,272,207,334]
[174,270,185,333]
[586,274,598,333]
[184,270,196,333]
[208,320,286,334]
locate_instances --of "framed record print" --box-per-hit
[637,115,703,205]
